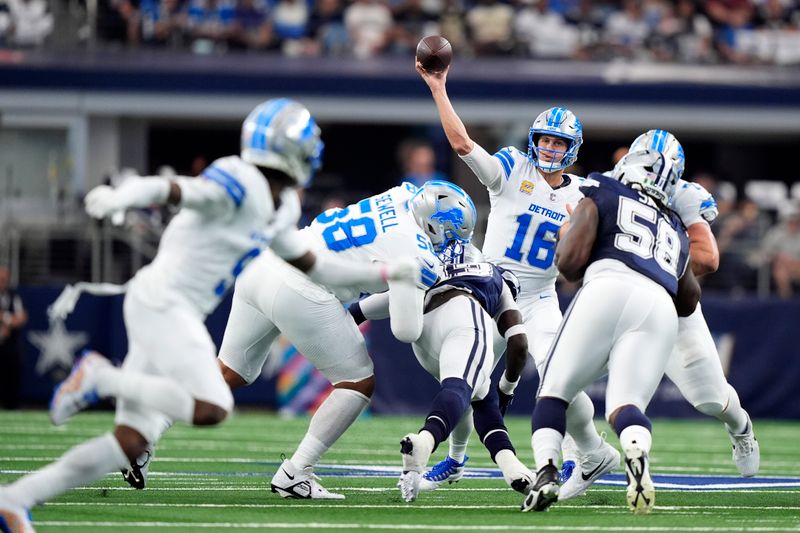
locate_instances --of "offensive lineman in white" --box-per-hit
[0,99,416,529]
[416,62,616,488]
[217,179,476,499]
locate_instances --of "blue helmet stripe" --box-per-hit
[252,98,292,151]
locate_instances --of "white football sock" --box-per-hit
[566,392,602,455]
[719,385,749,435]
[532,428,562,471]
[4,433,128,509]
[448,407,473,462]
[619,425,653,454]
[95,365,194,424]
[291,388,369,469]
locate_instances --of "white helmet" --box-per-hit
[527,106,583,173]
[611,149,680,205]
[241,98,324,187]
[408,180,477,253]
[629,129,686,181]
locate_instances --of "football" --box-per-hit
[416,36,452,73]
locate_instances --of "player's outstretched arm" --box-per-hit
[555,198,599,282]
[349,293,391,325]
[85,177,181,220]
[387,281,425,343]
[674,265,701,317]
[687,222,720,277]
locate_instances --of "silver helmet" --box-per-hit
[241,98,324,187]
[611,149,680,205]
[629,129,686,181]
[408,180,477,253]
[527,106,583,173]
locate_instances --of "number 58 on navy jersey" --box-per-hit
[580,173,690,296]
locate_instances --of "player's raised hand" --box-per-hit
[415,60,449,90]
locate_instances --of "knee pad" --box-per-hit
[694,400,725,418]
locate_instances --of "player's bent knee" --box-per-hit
[219,360,249,390]
[193,401,229,426]
[114,425,150,462]
[334,375,375,397]
[694,401,725,418]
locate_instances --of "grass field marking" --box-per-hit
[41,502,800,511]
[32,521,800,531]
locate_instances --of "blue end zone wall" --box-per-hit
[12,287,800,418]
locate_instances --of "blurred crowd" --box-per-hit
[1,0,800,64]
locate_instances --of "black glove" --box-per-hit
[497,386,514,416]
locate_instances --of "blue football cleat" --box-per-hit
[559,460,576,484]
[418,455,468,491]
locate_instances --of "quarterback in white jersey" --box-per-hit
[417,61,611,488]
[634,130,759,477]
[218,179,476,500]
[0,99,416,528]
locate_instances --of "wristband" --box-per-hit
[498,374,520,395]
[503,324,526,340]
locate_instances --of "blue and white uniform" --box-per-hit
[414,262,520,402]
[119,155,306,443]
[538,173,690,418]
[219,183,440,386]
[461,145,583,367]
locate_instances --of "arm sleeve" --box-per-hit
[388,280,425,343]
[459,143,506,195]
[350,292,391,325]
[270,226,312,261]
[305,254,386,288]
[175,176,236,215]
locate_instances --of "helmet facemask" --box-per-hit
[527,107,583,173]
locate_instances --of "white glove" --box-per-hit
[382,258,418,284]
[85,178,170,220]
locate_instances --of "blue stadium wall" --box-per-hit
[14,286,800,419]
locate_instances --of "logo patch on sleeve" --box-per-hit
[520,181,535,194]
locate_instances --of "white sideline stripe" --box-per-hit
[32,522,800,531]
[44,502,800,511]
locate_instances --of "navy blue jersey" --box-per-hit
[580,173,690,296]
[430,262,509,317]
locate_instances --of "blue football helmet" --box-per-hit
[611,149,680,205]
[409,180,477,253]
[527,107,583,173]
[628,129,685,181]
[241,98,324,187]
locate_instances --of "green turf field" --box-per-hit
[1,410,799,532]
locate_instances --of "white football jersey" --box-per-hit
[671,179,718,227]
[302,182,440,302]
[481,147,584,295]
[129,155,303,315]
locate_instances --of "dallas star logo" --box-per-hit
[28,319,88,376]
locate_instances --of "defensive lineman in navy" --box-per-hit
[522,149,700,514]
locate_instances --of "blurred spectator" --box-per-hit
[185,0,237,53]
[397,139,448,187]
[437,0,468,53]
[465,0,514,55]
[758,202,800,298]
[97,0,140,45]
[302,0,348,55]
[140,0,185,46]
[272,0,309,55]
[705,0,756,63]
[0,265,27,410]
[604,0,651,58]
[390,0,439,55]
[515,0,579,58]
[231,0,272,50]
[709,197,764,292]
[190,153,209,175]
[0,0,53,47]
[655,0,714,62]
[564,0,610,59]
[344,0,393,58]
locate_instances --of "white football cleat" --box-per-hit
[398,433,434,502]
[623,443,654,514]
[397,471,422,503]
[270,459,344,500]
[49,351,111,426]
[728,415,760,477]
[0,492,35,533]
[559,439,620,500]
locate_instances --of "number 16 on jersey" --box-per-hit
[505,214,560,269]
